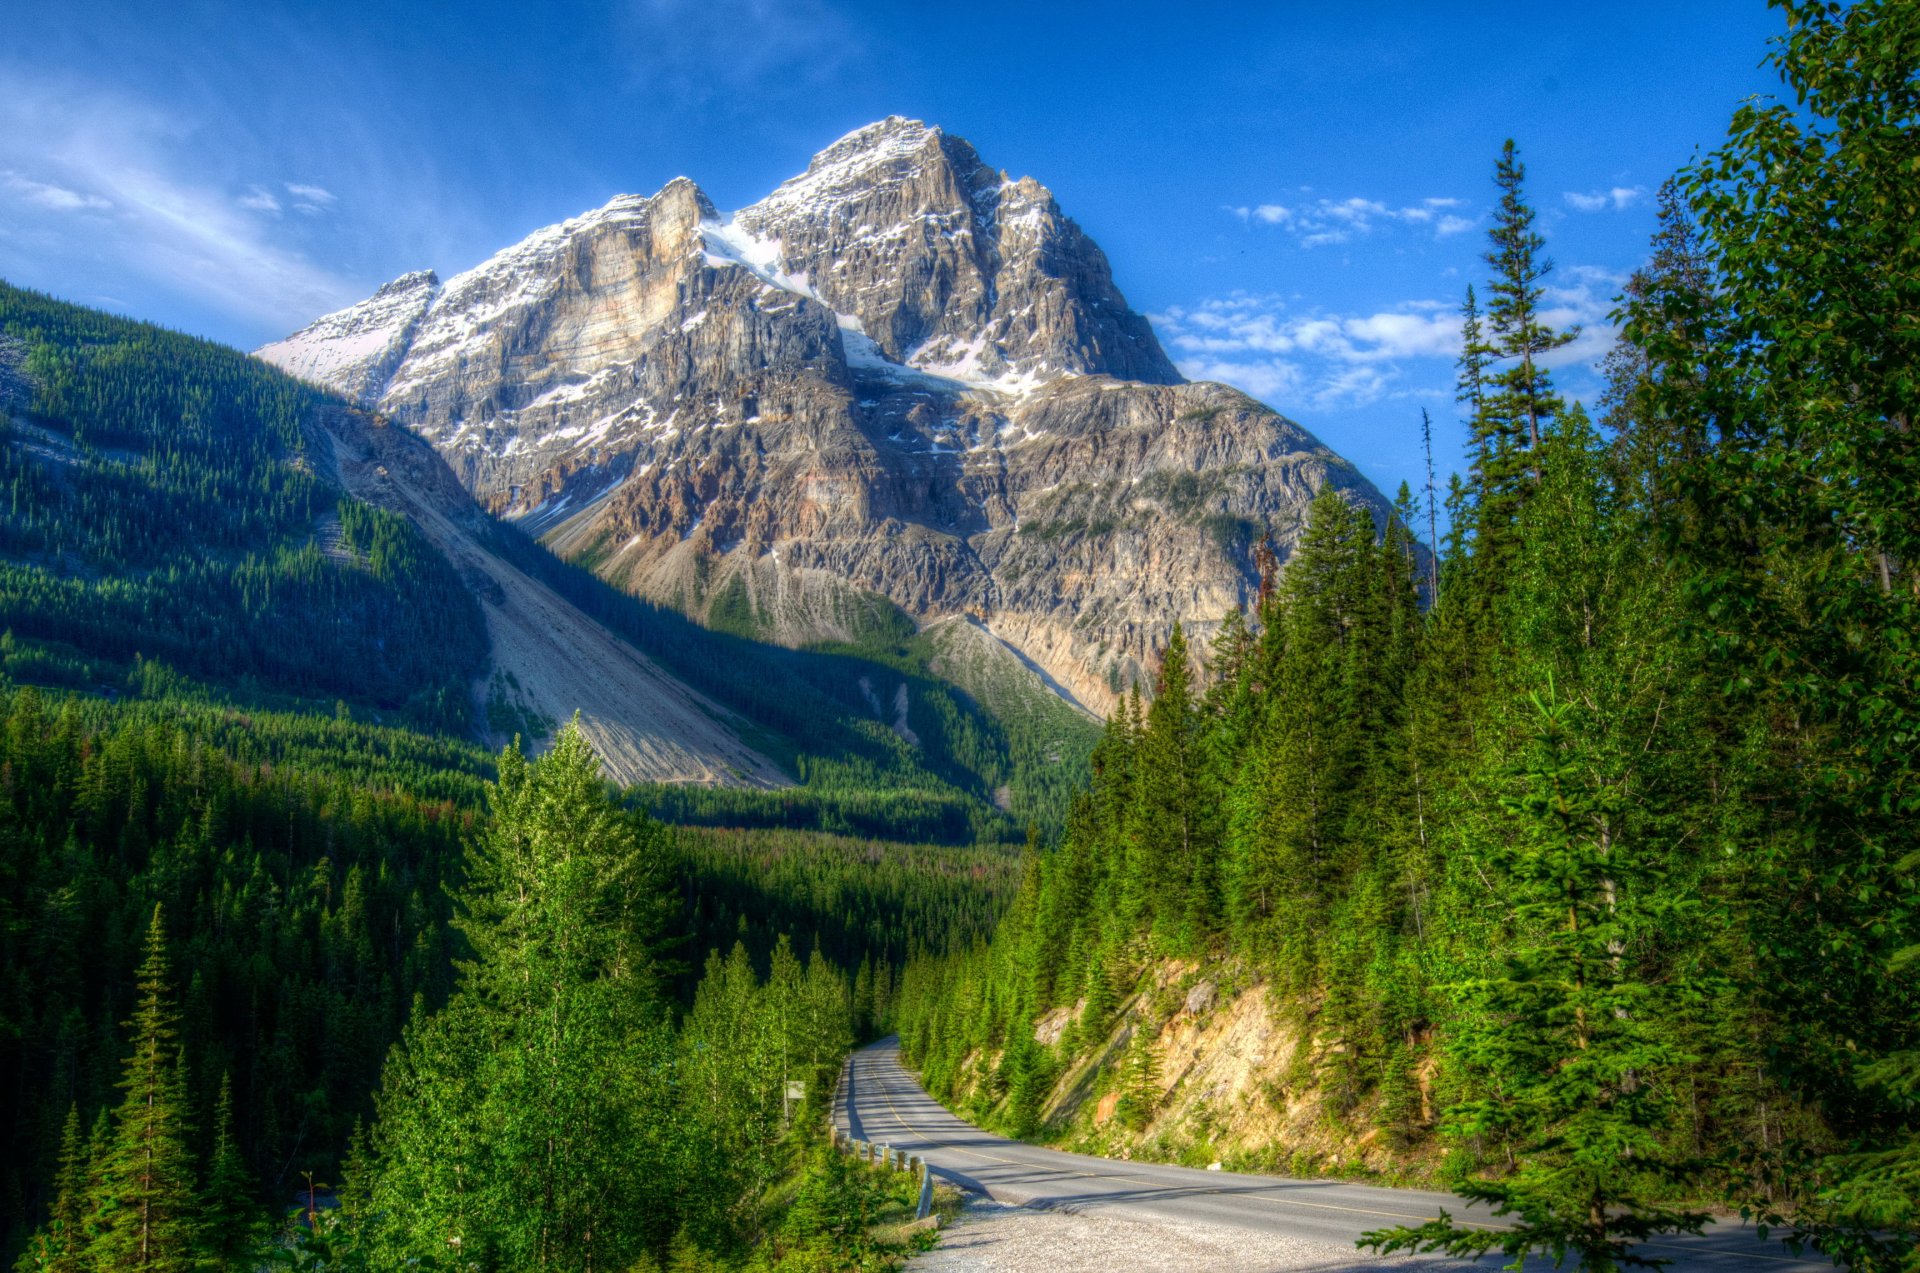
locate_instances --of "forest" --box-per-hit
[0,682,979,1269]
[0,287,486,735]
[0,278,1091,846]
[893,4,1919,1270]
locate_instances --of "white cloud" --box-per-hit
[235,181,336,218]
[2,171,112,212]
[1177,355,1300,403]
[1231,194,1470,247]
[1154,294,1464,409]
[1538,272,1626,370]
[0,77,359,330]
[1156,268,1628,414]
[1564,185,1646,213]
[284,182,336,213]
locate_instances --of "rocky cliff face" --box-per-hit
[260,117,1390,713]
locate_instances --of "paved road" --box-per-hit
[836,1037,1829,1271]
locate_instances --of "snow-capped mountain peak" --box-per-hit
[256,120,1388,713]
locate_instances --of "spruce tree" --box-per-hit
[1484,139,1577,460]
[1362,692,1708,1271]
[1635,3,1920,1261]
[364,722,684,1270]
[87,906,200,1273]
[198,1074,262,1266]
[1117,1023,1162,1132]
[16,1104,88,1273]
[1419,409,1441,601]
[1128,626,1211,950]
[1472,141,1578,571]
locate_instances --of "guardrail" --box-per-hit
[829,1055,933,1222]
[830,1125,934,1221]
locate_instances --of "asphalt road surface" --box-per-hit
[836,1037,1831,1272]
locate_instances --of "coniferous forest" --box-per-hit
[0,1,1915,1271]
[894,5,1919,1269]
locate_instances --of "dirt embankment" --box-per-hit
[963,959,1441,1184]
[315,407,791,789]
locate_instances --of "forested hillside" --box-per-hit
[895,4,1919,1269]
[0,285,487,733]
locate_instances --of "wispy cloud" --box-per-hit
[1155,294,1462,409]
[3,171,113,213]
[1564,185,1646,212]
[1229,193,1471,247]
[1537,265,1628,370]
[284,182,336,213]
[0,74,359,331]
[231,181,337,217]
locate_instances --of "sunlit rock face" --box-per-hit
[260,116,1389,713]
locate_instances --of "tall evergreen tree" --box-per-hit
[1364,692,1709,1272]
[1471,141,1578,570]
[87,907,199,1273]
[198,1075,262,1267]
[1632,2,1920,1261]
[363,722,684,1270]
[1128,625,1212,950]
[14,1105,87,1273]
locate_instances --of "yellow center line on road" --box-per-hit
[849,1053,1815,1266]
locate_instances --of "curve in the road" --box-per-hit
[835,1037,1828,1271]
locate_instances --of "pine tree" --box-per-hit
[365,722,684,1270]
[1128,626,1211,950]
[1601,179,1712,505]
[1362,691,1708,1271]
[1471,141,1577,572]
[1117,1023,1162,1132]
[198,1074,262,1266]
[87,906,200,1272]
[1484,140,1577,462]
[852,955,876,1042]
[1226,489,1370,976]
[1419,409,1441,602]
[1635,3,1920,1261]
[16,1104,88,1273]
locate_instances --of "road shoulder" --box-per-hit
[907,1194,1475,1272]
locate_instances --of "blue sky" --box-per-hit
[1,0,1782,500]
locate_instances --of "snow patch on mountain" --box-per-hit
[256,269,438,400]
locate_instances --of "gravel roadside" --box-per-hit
[908,1196,1478,1272]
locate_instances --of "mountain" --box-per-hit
[260,116,1394,713]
